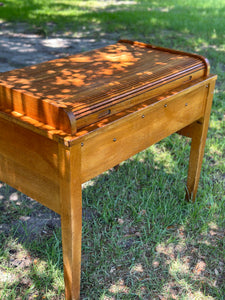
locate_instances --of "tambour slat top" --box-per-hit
[0,40,208,134]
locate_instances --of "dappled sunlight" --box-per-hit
[196,43,225,53]
[81,192,223,299]
[134,139,187,178]
[41,38,71,49]
[185,291,215,300]
[149,145,177,174]
[0,269,16,285]
[0,39,207,135]
[147,6,174,13]
[151,221,224,298]
[169,258,190,276]
[209,143,222,156]
[98,225,223,298]
[130,263,144,274]
[101,296,115,300]
[208,222,218,230]
[161,281,216,300]
[108,279,130,294]
[0,184,63,297]
[0,238,33,286]
[209,119,224,131]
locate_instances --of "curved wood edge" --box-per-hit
[59,107,77,135]
[0,103,77,136]
[0,83,77,135]
[118,40,210,76]
[34,101,77,135]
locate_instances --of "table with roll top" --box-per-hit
[0,40,217,299]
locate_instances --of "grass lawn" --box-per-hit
[0,0,224,299]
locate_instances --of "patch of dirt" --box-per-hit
[13,216,61,243]
[0,180,99,244]
[0,21,118,72]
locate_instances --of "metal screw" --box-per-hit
[113,138,116,142]
[185,103,188,106]
[142,115,145,118]
[81,142,84,147]
[164,104,167,107]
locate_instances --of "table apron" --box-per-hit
[0,118,60,214]
[81,83,209,182]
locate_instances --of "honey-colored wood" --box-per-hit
[80,78,210,182]
[184,80,216,201]
[0,116,60,213]
[0,40,208,134]
[0,41,217,298]
[58,144,82,300]
[119,40,210,75]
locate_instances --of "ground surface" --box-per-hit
[0,21,116,71]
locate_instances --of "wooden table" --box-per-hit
[0,41,217,299]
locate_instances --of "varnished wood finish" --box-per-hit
[59,144,82,299]
[0,116,60,213]
[185,80,216,201]
[0,40,208,134]
[0,41,217,299]
[119,40,210,75]
[80,79,210,182]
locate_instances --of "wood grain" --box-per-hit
[58,143,82,300]
[80,80,210,182]
[185,79,216,201]
[0,116,60,213]
[0,40,207,134]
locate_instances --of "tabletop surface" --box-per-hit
[0,40,208,134]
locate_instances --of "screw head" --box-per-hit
[164,104,167,108]
[113,138,116,142]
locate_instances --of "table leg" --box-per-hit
[59,144,82,300]
[185,80,216,202]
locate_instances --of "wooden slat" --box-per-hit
[0,41,207,134]
[75,69,204,130]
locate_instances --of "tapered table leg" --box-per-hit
[186,80,216,201]
[59,144,82,300]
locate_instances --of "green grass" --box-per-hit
[0,0,225,299]
[0,0,225,45]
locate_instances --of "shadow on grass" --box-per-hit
[0,184,63,298]
[0,135,224,299]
